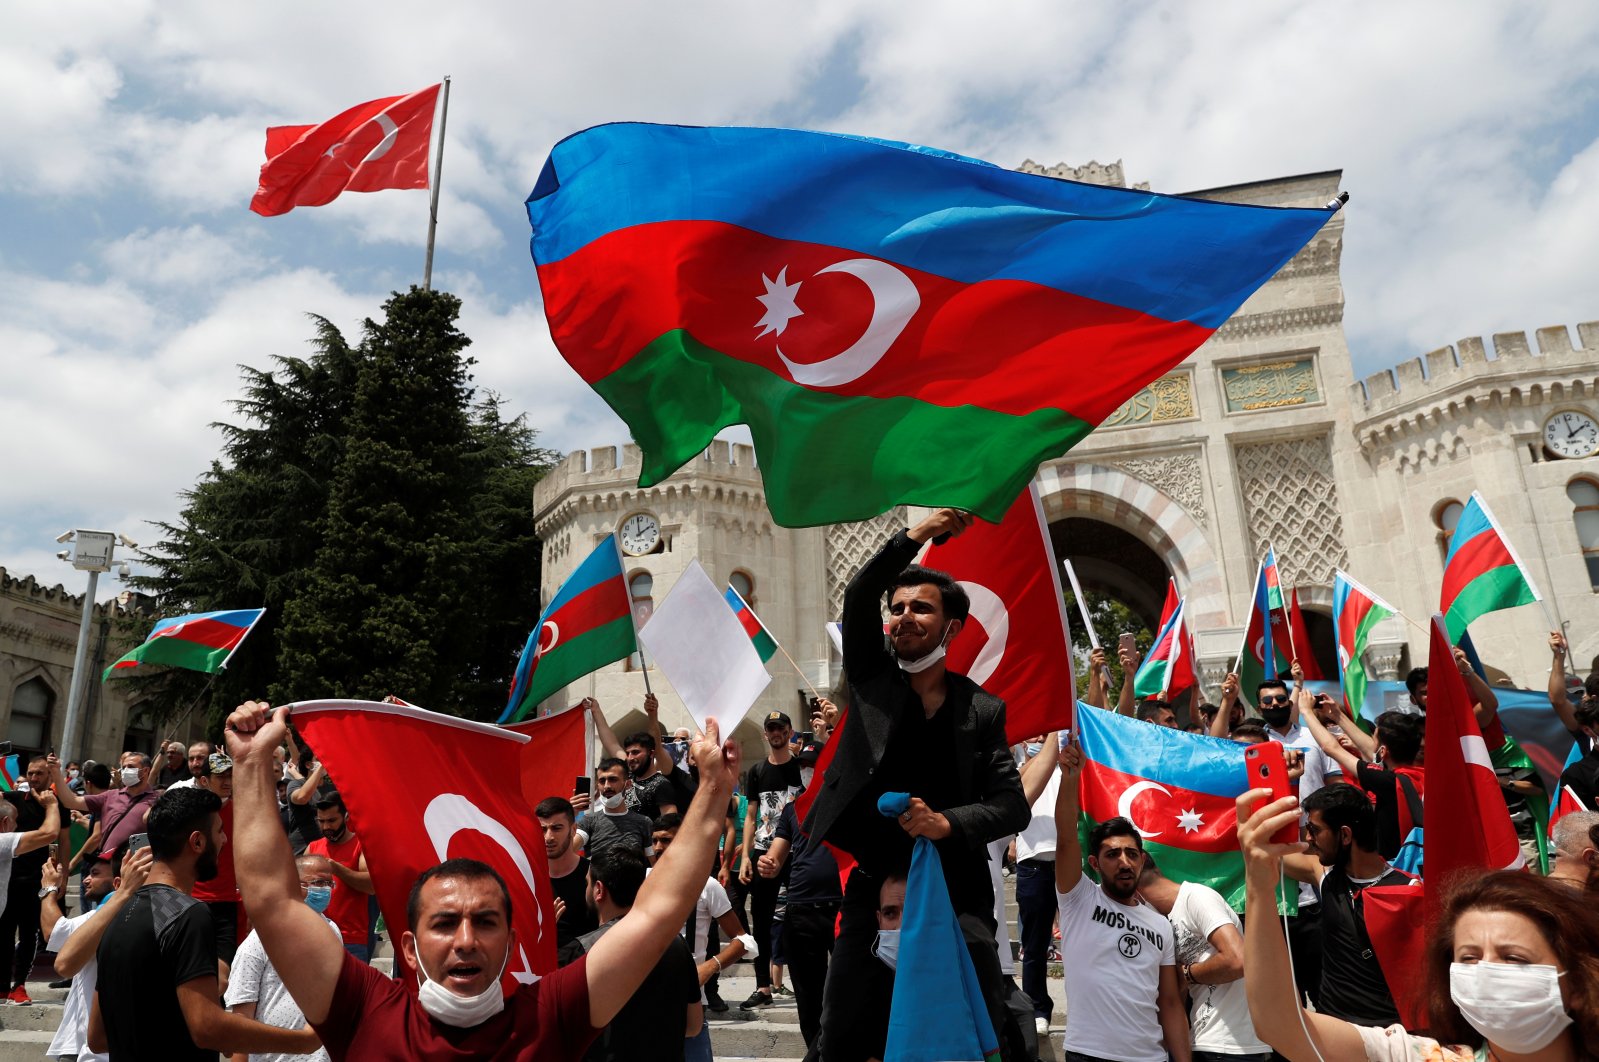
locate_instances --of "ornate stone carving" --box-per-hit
[1222,358,1322,413]
[1367,647,1405,682]
[824,508,907,618]
[1213,304,1343,342]
[1233,436,1348,587]
[1101,373,1196,429]
[1014,158,1150,191]
[1106,452,1208,527]
[1273,236,1343,279]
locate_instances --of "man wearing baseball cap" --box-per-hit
[736,709,802,1009]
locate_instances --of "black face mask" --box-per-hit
[1261,706,1292,729]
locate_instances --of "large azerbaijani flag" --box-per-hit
[527,124,1335,527]
[1076,702,1283,911]
[1332,570,1397,716]
[1441,492,1541,643]
[724,585,778,663]
[500,535,636,724]
[103,609,265,680]
[1134,581,1193,700]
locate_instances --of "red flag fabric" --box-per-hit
[1362,884,1427,1028]
[290,699,557,986]
[506,705,591,810]
[917,484,1076,742]
[251,84,440,217]
[1288,589,1323,680]
[1548,783,1591,834]
[1423,614,1525,900]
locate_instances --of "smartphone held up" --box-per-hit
[1243,742,1299,846]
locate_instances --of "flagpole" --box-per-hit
[1233,557,1266,676]
[1062,559,1113,687]
[216,609,267,671]
[422,76,451,291]
[612,535,654,697]
[1269,544,1302,669]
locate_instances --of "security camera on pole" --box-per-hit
[54,529,135,764]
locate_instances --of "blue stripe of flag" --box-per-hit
[148,609,264,639]
[1443,496,1494,566]
[527,123,1333,329]
[1075,701,1249,799]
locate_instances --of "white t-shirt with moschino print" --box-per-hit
[1056,873,1176,1062]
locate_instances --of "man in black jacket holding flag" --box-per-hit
[804,508,1030,1062]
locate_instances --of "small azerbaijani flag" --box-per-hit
[1262,546,1285,610]
[724,585,778,663]
[103,609,265,681]
[1549,784,1591,835]
[1332,571,1397,716]
[1133,581,1193,700]
[1441,492,1541,643]
[0,755,19,793]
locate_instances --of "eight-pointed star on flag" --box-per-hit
[1176,808,1204,833]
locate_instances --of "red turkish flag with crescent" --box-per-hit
[918,484,1076,742]
[290,700,557,988]
[251,84,440,216]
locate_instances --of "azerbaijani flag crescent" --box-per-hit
[724,585,778,663]
[501,535,636,724]
[1076,702,1273,910]
[1441,492,1541,643]
[527,123,1335,527]
[1332,571,1397,715]
[1134,581,1193,700]
[103,609,265,680]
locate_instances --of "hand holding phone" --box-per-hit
[574,776,592,795]
[128,832,151,855]
[1244,743,1298,846]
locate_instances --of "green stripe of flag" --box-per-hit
[103,637,232,681]
[751,629,778,664]
[1444,566,1538,643]
[594,330,1095,527]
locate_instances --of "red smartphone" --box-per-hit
[1244,742,1299,845]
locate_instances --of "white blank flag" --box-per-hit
[639,560,772,740]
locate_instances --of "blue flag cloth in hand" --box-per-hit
[876,792,1000,1062]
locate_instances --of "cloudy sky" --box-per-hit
[5,2,1598,596]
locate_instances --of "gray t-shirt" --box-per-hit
[224,919,341,1062]
[576,809,652,861]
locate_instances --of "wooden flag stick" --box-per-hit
[773,640,823,703]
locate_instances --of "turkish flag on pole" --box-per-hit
[289,700,557,987]
[251,84,440,216]
[505,704,591,810]
[918,484,1076,742]
[1424,613,1526,896]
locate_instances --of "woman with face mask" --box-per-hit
[1237,789,1599,1061]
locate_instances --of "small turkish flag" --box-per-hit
[917,484,1077,742]
[251,84,440,217]
[290,699,557,987]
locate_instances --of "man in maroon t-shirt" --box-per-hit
[225,699,743,1061]
[55,751,159,859]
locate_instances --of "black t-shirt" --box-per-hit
[1558,750,1599,812]
[2,793,47,882]
[775,804,841,905]
[155,765,190,789]
[745,758,803,854]
[579,921,699,1062]
[551,857,598,952]
[97,884,218,1061]
[1354,763,1425,861]
[1317,866,1409,1026]
[626,771,679,823]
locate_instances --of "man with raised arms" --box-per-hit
[223,699,741,1061]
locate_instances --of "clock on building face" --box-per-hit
[619,513,661,556]
[1544,411,1599,459]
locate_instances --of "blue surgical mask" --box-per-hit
[305,885,333,914]
[1025,743,1043,759]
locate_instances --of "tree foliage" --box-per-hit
[127,287,557,730]
[1062,587,1156,698]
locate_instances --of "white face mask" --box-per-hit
[873,928,899,970]
[120,767,142,787]
[600,791,627,812]
[416,946,511,1028]
[1449,961,1572,1054]
[896,622,954,675]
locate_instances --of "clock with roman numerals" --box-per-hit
[1544,410,1599,460]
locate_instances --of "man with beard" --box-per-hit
[191,753,245,980]
[307,794,376,961]
[537,796,599,953]
[1275,782,1412,1028]
[590,694,693,820]
[89,786,319,1060]
[736,710,802,1010]
[0,756,62,1005]
[573,847,702,1062]
[1053,741,1189,1062]
[1297,697,1425,860]
[806,509,1031,1061]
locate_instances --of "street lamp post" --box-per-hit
[55,530,134,764]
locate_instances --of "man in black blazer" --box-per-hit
[805,508,1030,1061]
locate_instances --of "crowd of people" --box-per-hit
[1,507,1596,1060]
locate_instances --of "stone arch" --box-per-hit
[1035,461,1227,628]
